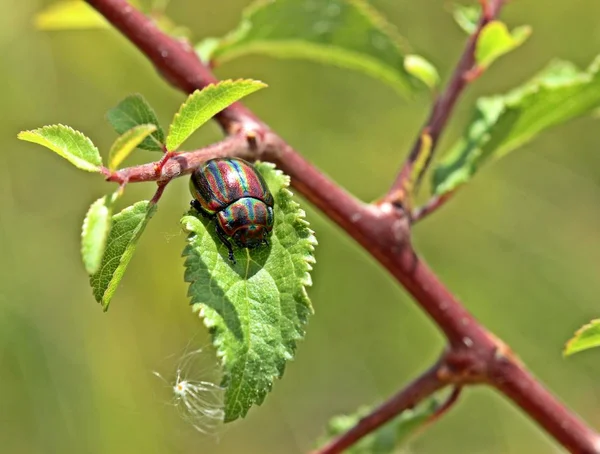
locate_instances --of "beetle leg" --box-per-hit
[190,199,208,216]
[190,199,201,211]
[215,225,236,264]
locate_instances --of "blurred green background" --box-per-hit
[2,0,600,452]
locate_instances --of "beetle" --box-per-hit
[189,158,274,263]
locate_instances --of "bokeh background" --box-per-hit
[2,0,600,452]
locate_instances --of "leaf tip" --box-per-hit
[452,3,481,35]
[476,20,531,69]
[18,124,103,172]
[167,79,268,151]
[17,130,29,140]
[195,37,222,63]
[404,54,439,89]
[563,319,600,357]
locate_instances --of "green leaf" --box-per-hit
[475,21,531,69]
[35,0,108,30]
[196,37,221,63]
[181,163,316,421]
[452,4,480,35]
[433,56,600,196]
[319,395,446,453]
[564,319,600,356]
[18,125,102,172]
[108,124,158,170]
[166,79,266,151]
[90,201,157,311]
[200,0,425,95]
[81,193,119,275]
[106,94,166,152]
[404,54,439,90]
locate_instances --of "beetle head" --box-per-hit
[233,225,269,249]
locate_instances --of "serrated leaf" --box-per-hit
[200,0,422,95]
[90,201,157,311]
[452,4,480,35]
[319,395,446,454]
[106,94,165,152]
[475,21,531,69]
[433,56,600,196]
[35,0,108,30]
[181,163,316,421]
[108,124,157,170]
[81,193,118,275]
[404,54,439,90]
[18,125,102,172]
[564,319,600,356]
[166,80,266,151]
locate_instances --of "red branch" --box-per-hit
[389,0,501,208]
[85,0,600,452]
[103,133,252,184]
[314,361,448,454]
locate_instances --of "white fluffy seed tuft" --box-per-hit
[154,347,224,434]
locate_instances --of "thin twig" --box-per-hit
[388,0,504,206]
[412,191,455,223]
[150,181,168,204]
[105,133,251,184]
[313,362,447,454]
[426,386,462,425]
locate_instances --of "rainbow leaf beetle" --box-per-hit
[189,158,274,263]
